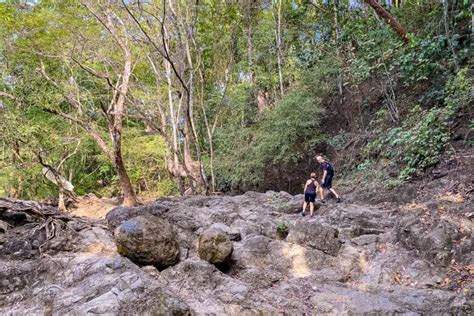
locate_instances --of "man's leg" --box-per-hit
[329,188,339,199]
[326,175,340,201]
[309,202,314,217]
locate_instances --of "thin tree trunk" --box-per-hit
[333,0,343,99]
[184,31,209,194]
[108,33,137,206]
[275,0,285,96]
[85,4,137,206]
[364,0,408,43]
[443,0,459,71]
[202,105,215,192]
[246,2,255,83]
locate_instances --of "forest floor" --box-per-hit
[69,194,162,220]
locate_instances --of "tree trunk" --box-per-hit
[333,0,343,99]
[443,0,459,71]
[58,190,67,213]
[111,138,136,207]
[246,2,255,84]
[275,0,285,96]
[364,0,408,43]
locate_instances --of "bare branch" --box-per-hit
[58,139,82,170]
[0,91,17,100]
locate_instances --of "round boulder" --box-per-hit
[198,228,233,267]
[114,214,179,269]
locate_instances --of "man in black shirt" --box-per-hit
[315,155,341,203]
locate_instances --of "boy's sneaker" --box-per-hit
[299,211,305,217]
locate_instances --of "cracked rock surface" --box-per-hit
[1,190,472,314]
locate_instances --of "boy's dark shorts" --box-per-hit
[304,192,316,202]
[321,175,333,190]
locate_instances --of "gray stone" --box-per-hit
[198,228,233,267]
[351,234,379,246]
[0,220,9,233]
[114,214,180,269]
[210,223,241,241]
[287,220,341,256]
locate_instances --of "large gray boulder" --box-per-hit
[198,228,233,267]
[114,214,180,269]
[287,220,342,256]
[106,204,170,231]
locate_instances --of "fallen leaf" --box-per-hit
[393,272,402,284]
[467,265,474,275]
[440,277,450,288]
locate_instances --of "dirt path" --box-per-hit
[69,195,119,219]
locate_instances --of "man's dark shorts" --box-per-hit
[321,174,333,190]
[304,192,316,202]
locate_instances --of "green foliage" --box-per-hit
[362,69,472,180]
[1,0,471,199]
[276,222,289,235]
[328,130,349,151]
[387,179,403,190]
[213,90,323,190]
[123,131,178,197]
[397,107,450,180]
[397,36,448,83]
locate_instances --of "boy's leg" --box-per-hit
[300,201,307,216]
[318,185,325,200]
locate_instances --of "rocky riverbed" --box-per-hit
[0,191,473,315]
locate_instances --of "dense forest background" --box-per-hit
[0,0,472,206]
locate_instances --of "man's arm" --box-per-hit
[321,170,327,184]
[303,180,309,194]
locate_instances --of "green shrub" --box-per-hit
[276,222,289,238]
[213,89,324,190]
[362,69,472,180]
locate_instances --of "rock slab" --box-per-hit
[287,220,341,256]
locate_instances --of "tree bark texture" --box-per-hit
[364,0,408,43]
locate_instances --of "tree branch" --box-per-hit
[364,0,408,43]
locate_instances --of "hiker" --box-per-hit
[300,172,319,217]
[315,155,341,203]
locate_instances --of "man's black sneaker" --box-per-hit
[336,197,341,203]
[320,199,326,204]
